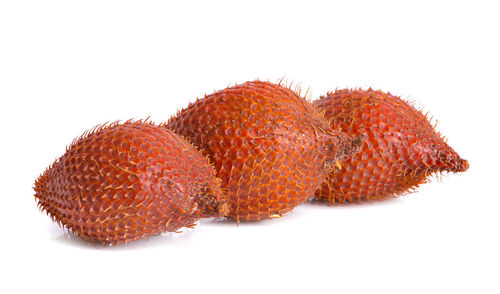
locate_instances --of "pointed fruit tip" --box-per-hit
[216,201,231,217]
[323,132,364,170]
[196,186,230,218]
[350,134,365,156]
[456,158,469,173]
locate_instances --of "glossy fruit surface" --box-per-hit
[167,81,361,221]
[314,89,469,203]
[34,120,228,245]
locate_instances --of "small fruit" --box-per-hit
[314,88,469,203]
[167,81,362,221]
[34,120,228,245]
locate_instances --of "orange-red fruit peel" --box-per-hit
[167,81,362,221]
[34,120,228,245]
[314,88,469,203]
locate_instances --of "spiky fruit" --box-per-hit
[314,88,469,203]
[167,81,362,221]
[33,120,228,245]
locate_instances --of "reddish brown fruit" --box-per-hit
[314,88,469,203]
[167,81,362,221]
[34,120,228,245]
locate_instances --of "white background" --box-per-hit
[1,1,498,293]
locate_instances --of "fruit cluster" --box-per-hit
[33,81,468,245]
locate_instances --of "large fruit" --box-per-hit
[167,81,362,221]
[314,88,469,203]
[34,120,228,245]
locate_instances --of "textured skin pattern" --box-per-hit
[314,89,469,203]
[34,121,228,245]
[167,81,361,221]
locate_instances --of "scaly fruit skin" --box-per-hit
[34,121,228,245]
[167,81,362,221]
[314,89,469,203]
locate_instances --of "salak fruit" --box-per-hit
[33,120,229,245]
[314,88,469,203]
[167,81,363,221]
